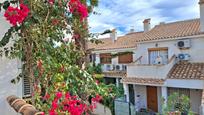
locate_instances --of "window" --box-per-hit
[100,53,112,64]
[118,52,133,64]
[148,47,168,64]
[23,76,31,98]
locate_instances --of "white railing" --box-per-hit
[127,55,176,79]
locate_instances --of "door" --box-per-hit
[146,86,158,112]
[148,48,168,64]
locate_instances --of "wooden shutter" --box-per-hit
[118,53,133,64]
[100,53,112,64]
[23,76,31,97]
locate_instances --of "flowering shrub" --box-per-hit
[0,0,103,115]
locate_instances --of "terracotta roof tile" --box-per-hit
[88,19,203,50]
[103,71,126,78]
[121,77,165,85]
[88,32,143,50]
[168,61,204,80]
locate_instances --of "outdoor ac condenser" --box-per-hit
[177,39,191,49]
[178,54,191,61]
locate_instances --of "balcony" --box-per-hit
[127,55,176,79]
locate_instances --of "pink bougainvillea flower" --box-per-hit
[72,34,80,39]
[49,109,56,115]
[37,59,43,68]
[40,112,45,115]
[4,4,30,26]
[52,101,58,109]
[48,0,55,5]
[95,80,100,85]
[77,3,88,21]
[65,92,70,99]
[68,0,88,21]
[92,94,102,102]
[43,93,50,100]
[51,18,59,25]
[63,38,69,42]
[56,92,63,98]
[48,91,101,115]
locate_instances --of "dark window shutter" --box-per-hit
[23,76,31,97]
[118,53,133,64]
[100,53,112,64]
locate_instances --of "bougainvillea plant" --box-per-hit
[0,0,113,115]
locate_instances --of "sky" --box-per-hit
[88,0,200,38]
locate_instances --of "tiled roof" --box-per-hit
[121,77,165,85]
[168,61,204,80]
[88,19,203,50]
[103,71,126,78]
[88,32,143,50]
[138,19,201,42]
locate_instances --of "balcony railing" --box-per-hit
[127,55,176,79]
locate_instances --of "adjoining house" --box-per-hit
[88,29,143,86]
[88,0,204,114]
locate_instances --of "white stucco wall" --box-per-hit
[133,85,147,110]
[95,53,100,65]
[0,9,22,115]
[157,87,162,113]
[166,79,204,89]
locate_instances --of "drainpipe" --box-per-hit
[200,89,204,115]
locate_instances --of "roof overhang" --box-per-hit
[121,77,165,86]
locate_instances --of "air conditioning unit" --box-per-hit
[115,65,122,71]
[178,54,190,61]
[106,64,113,71]
[177,39,191,49]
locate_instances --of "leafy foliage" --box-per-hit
[87,63,124,114]
[162,93,193,115]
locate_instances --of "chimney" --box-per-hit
[129,26,135,33]
[130,28,135,33]
[143,18,151,32]
[159,22,165,25]
[110,29,117,42]
[199,0,204,32]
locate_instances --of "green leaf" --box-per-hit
[0,26,20,47]
[3,1,10,10]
